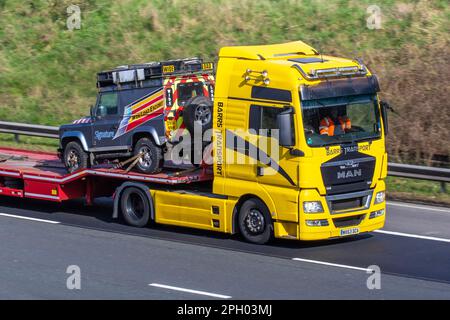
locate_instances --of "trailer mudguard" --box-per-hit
[112,182,155,220]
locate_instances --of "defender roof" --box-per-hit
[97,58,214,89]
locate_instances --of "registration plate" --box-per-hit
[339,227,360,237]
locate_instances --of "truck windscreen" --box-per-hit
[301,94,381,147]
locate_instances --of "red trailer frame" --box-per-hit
[0,147,213,206]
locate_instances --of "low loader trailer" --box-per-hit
[0,41,389,244]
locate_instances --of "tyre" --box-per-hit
[183,96,213,135]
[238,198,273,244]
[64,141,89,173]
[133,137,163,174]
[120,187,151,227]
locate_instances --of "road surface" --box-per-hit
[0,197,449,299]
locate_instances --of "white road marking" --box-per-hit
[387,201,450,213]
[149,283,232,299]
[374,229,450,243]
[292,258,374,272]
[0,213,60,224]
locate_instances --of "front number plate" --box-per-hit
[339,227,360,237]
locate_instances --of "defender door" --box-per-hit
[91,91,122,150]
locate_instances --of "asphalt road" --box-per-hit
[0,196,449,299]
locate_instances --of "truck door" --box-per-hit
[249,104,300,223]
[249,104,298,189]
[91,91,122,149]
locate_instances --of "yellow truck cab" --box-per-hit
[100,41,389,245]
[210,41,387,242]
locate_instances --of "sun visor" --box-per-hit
[300,76,380,101]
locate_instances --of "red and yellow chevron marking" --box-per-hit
[114,89,164,139]
[163,74,216,142]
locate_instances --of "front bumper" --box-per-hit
[273,181,386,241]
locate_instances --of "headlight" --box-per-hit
[303,201,324,213]
[374,191,385,204]
[306,219,329,227]
[370,209,385,219]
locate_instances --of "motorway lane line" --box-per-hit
[292,258,374,272]
[0,213,60,224]
[374,229,450,243]
[387,201,450,213]
[149,283,232,299]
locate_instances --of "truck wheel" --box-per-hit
[120,187,150,227]
[183,96,213,135]
[238,198,273,244]
[64,141,89,173]
[134,137,163,174]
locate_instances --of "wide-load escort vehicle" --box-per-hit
[0,41,389,244]
[59,57,215,174]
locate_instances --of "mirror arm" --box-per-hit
[289,148,305,157]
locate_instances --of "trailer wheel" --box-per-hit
[238,198,273,244]
[133,137,163,174]
[120,187,150,227]
[183,96,213,135]
[64,141,89,173]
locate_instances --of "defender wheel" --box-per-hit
[134,137,163,174]
[183,96,213,134]
[64,141,89,173]
[238,198,273,244]
[120,187,150,227]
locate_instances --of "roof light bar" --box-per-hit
[293,64,368,80]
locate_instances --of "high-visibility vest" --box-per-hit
[319,116,351,136]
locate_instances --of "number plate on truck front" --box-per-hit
[339,227,360,237]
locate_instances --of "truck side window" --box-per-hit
[97,92,118,116]
[249,105,283,136]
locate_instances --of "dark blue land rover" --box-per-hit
[59,58,214,173]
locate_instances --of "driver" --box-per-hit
[319,107,351,136]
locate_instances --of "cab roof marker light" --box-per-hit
[354,58,368,72]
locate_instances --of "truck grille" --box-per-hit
[326,190,373,214]
[330,197,364,212]
[333,214,366,228]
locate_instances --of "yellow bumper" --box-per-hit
[274,182,386,241]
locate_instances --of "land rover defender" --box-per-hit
[59,58,215,173]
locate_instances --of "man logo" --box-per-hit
[337,169,362,179]
[340,160,359,169]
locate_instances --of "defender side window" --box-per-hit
[97,92,118,117]
[249,105,284,136]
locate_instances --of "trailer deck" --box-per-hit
[0,147,213,203]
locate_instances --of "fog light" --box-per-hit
[370,209,385,219]
[374,191,385,204]
[306,219,329,227]
[303,201,324,213]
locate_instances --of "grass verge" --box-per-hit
[386,176,450,207]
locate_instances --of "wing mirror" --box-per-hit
[380,100,390,135]
[277,108,295,148]
[96,105,107,118]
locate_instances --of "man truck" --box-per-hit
[0,41,388,244]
